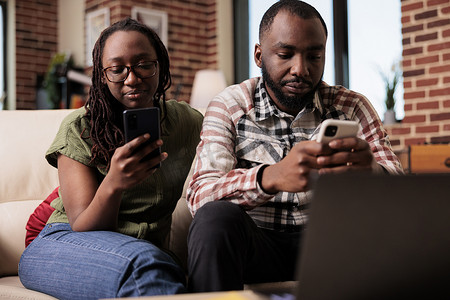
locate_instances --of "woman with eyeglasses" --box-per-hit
[19,18,203,299]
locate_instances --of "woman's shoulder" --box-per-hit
[60,107,90,130]
[46,107,92,168]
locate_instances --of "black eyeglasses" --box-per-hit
[103,61,158,83]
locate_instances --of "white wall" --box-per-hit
[58,0,85,67]
[217,0,234,85]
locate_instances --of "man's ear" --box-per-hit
[254,43,262,68]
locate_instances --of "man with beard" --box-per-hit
[186,0,403,292]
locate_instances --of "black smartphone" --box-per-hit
[123,107,161,166]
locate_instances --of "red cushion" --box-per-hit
[25,187,58,247]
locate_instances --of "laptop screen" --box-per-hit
[296,173,450,299]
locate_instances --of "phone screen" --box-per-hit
[123,107,161,166]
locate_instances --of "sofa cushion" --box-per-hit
[0,110,73,204]
[0,276,58,299]
[0,109,74,277]
[25,187,58,247]
[0,200,44,276]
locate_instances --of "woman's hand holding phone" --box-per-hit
[123,107,162,166]
[125,133,167,169]
[102,107,166,191]
[108,134,167,191]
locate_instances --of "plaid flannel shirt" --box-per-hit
[187,77,403,232]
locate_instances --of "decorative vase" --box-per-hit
[383,110,396,125]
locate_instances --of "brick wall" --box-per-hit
[84,0,218,103]
[14,0,218,109]
[15,0,58,109]
[388,0,450,151]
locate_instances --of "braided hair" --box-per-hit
[85,17,171,169]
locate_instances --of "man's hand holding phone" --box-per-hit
[315,119,379,173]
[259,119,382,194]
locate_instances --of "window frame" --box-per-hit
[233,0,249,84]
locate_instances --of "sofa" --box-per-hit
[0,109,195,299]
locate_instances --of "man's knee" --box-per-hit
[190,202,245,231]
[188,201,250,247]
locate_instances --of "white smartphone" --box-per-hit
[316,119,359,143]
[123,107,161,167]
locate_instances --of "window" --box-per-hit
[348,0,404,120]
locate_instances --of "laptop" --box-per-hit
[295,173,450,299]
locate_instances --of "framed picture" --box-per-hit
[131,7,168,47]
[86,8,110,66]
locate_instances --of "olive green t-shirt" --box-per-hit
[45,100,203,247]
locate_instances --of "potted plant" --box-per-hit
[43,52,73,109]
[379,63,402,125]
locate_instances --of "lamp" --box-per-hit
[190,69,227,109]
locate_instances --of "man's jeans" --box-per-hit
[19,223,186,299]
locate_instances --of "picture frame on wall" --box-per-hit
[131,7,168,47]
[86,8,110,66]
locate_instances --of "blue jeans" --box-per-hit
[19,223,186,299]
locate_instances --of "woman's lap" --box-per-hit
[19,223,186,300]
